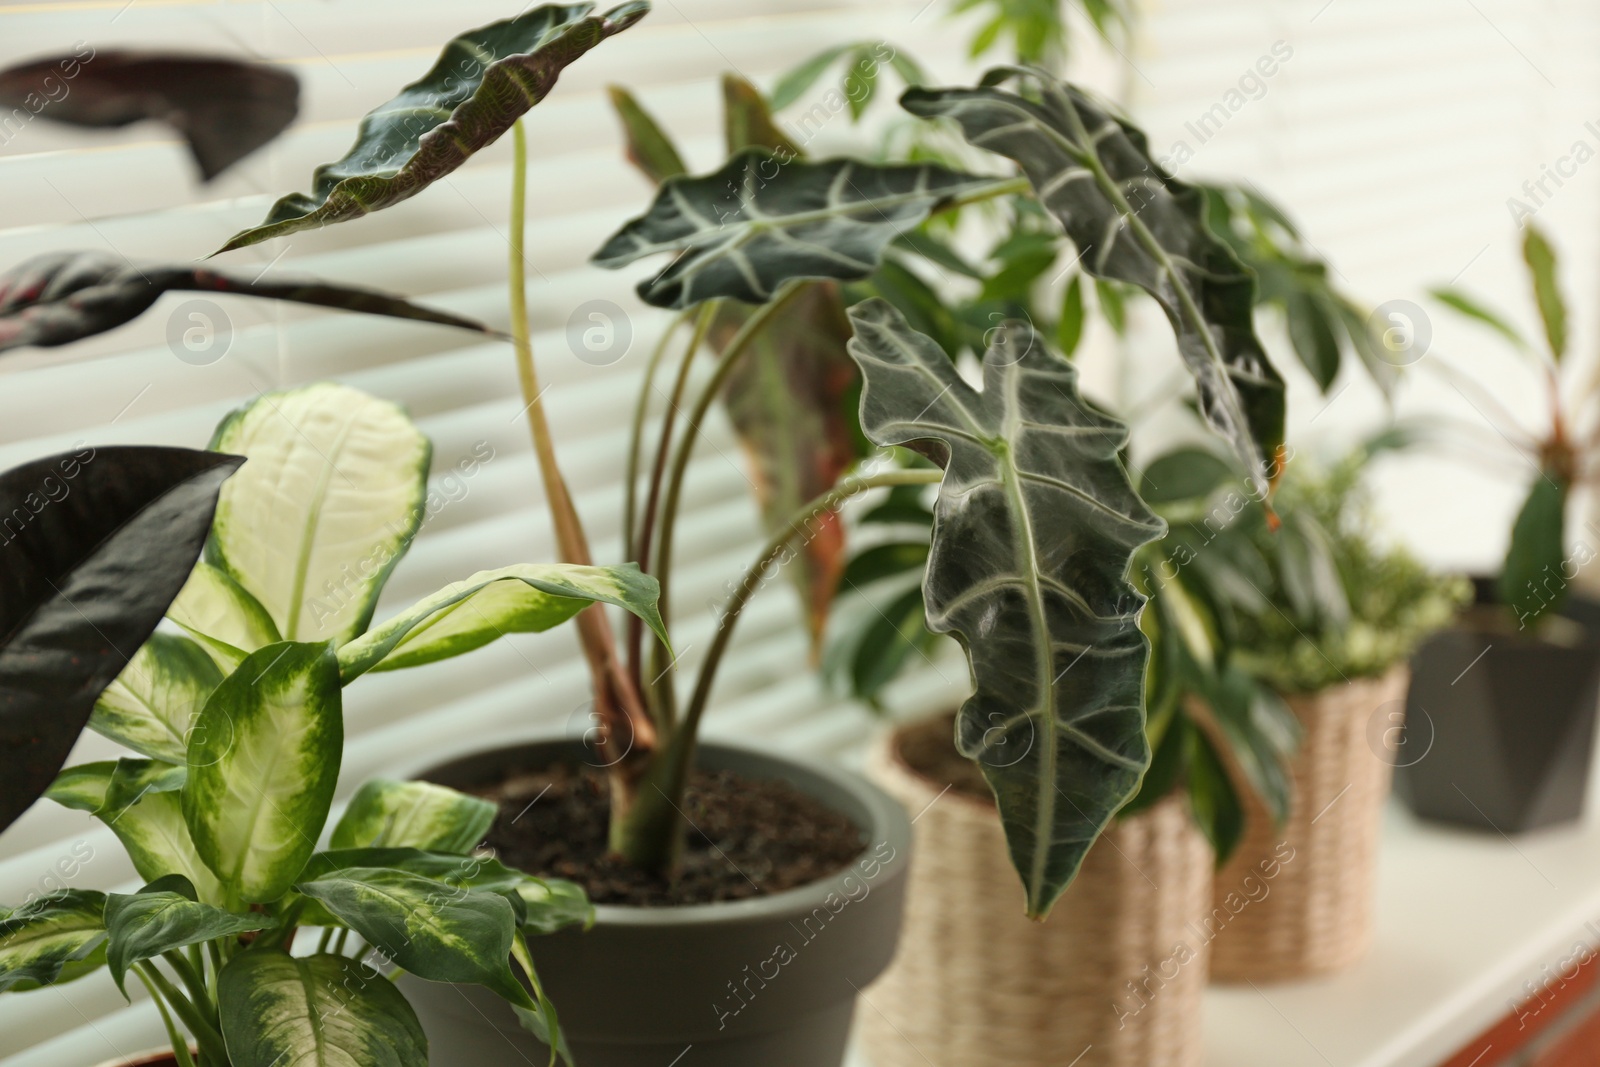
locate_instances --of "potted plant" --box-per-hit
[1139,437,1467,982]
[0,381,670,1067]
[1399,225,1600,832]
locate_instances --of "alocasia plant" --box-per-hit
[2,383,667,1066]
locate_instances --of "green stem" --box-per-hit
[645,281,808,724]
[509,119,655,772]
[623,309,695,559]
[135,967,196,1067]
[628,302,718,723]
[619,467,944,874]
[165,950,217,1030]
[317,927,335,954]
[139,963,227,1066]
[333,928,351,956]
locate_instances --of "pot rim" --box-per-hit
[386,729,912,928]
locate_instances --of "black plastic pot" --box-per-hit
[393,734,911,1067]
[1397,578,1600,833]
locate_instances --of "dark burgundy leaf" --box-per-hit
[0,51,299,181]
[0,447,242,834]
[0,252,499,355]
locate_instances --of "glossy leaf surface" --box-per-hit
[0,446,238,834]
[220,3,649,251]
[846,299,1163,917]
[902,71,1285,492]
[593,151,1001,308]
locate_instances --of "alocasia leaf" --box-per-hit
[1503,471,1570,629]
[1523,226,1567,361]
[0,51,298,181]
[88,632,223,763]
[901,70,1286,493]
[205,383,430,646]
[0,446,239,835]
[592,151,1005,308]
[0,252,498,355]
[103,875,265,993]
[0,890,106,993]
[219,951,428,1067]
[723,73,799,157]
[219,2,650,252]
[183,642,343,903]
[335,563,669,681]
[330,779,496,853]
[297,867,534,1007]
[846,299,1164,918]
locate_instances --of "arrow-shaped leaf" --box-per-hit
[219,950,428,1067]
[846,299,1164,918]
[220,2,649,252]
[0,51,298,181]
[901,70,1285,492]
[0,252,498,355]
[593,150,1003,308]
[0,446,239,834]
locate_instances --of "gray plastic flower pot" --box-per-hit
[392,734,912,1067]
[1397,578,1600,833]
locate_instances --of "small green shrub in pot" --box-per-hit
[0,383,668,1066]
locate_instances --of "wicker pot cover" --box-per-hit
[861,725,1214,1067]
[1208,667,1409,983]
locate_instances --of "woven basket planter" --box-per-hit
[1207,667,1409,983]
[861,722,1214,1067]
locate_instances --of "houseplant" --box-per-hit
[1398,225,1600,832]
[1141,437,1466,981]
[0,381,671,1067]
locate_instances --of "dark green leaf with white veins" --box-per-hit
[219,950,428,1067]
[183,642,343,903]
[336,563,668,681]
[219,2,650,252]
[297,866,532,1006]
[104,874,265,993]
[0,890,106,993]
[330,779,495,852]
[902,70,1285,493]
[89,632,223,763]
[592,150,1004,308]
[846,299,1164,918]
[206,383,430,646]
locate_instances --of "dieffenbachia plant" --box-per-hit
[1427,224,1586,630]
[2,383,667,1067]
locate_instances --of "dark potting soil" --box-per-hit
[895,711,995,804]
[468,761,867,906]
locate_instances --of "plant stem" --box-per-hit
[135,967,197,1067]
[509,119,656,779]
[619,467,944,874]
[166,950,218,1030]
[645,281,808,725]
[628,302,718,723]
[139,963,228,1065]
[623,309,695,558]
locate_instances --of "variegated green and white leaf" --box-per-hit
[167,562,280,670]
[0,890,106,993]
[901,70,1285,493]
[592,150,1004,308]
[336,563,668,681]
[219,950,428,1067]
[330,779,495,853]
[106,790,225,903]
[846,299,1164,918]
[183,641,343,903]
[46,758,186,822]
[220,3,648,252]
[89,633,223,762]
[300,848,594,935]
[297,866,532,1007]
[206,383,430,646]
[103,874,265,993]
[44,761,115,813]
